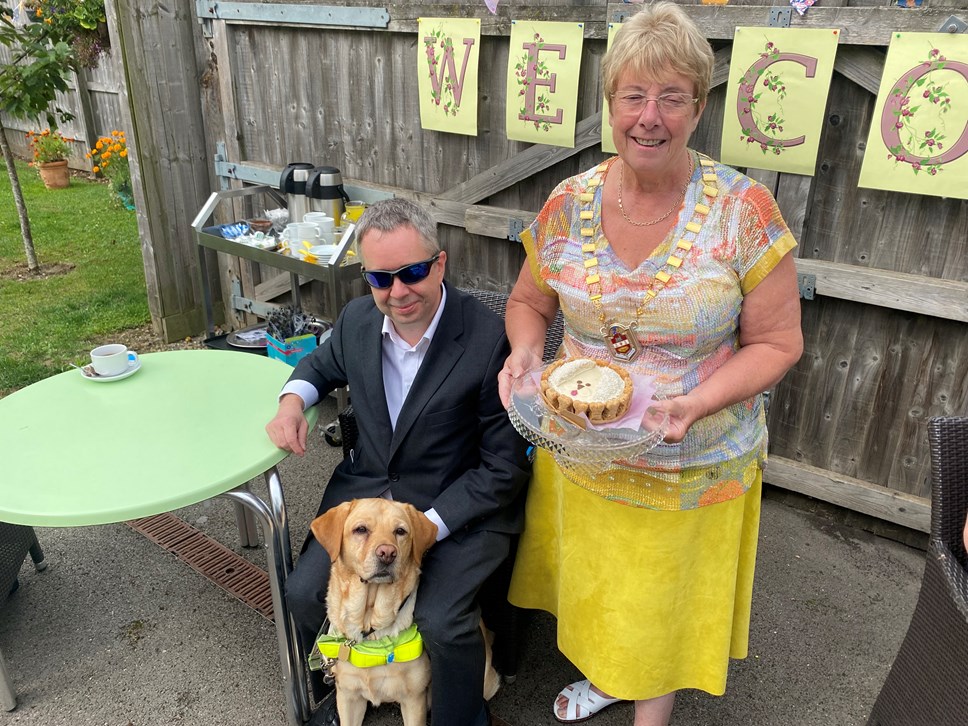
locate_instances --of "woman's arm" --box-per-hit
[498,263,560,407]
[655,252,803,442]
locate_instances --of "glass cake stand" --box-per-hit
[507,363,669,475]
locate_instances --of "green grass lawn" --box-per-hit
[0,159,149,394]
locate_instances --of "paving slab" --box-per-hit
[0,397,925,725]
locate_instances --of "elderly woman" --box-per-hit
[498,3,803,724]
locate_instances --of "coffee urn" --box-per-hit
[278,162,315,225]
[306,166,351,223]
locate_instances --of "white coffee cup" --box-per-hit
[90,344,139,377]
[280,222,321,247]
[303,213,335,244]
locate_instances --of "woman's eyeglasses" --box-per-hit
[361,254,440,289]
[611,92,698,117]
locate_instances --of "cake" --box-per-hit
[540,358,633,424]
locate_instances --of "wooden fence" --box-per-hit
[0,0,124,167]
[96,0,968,532]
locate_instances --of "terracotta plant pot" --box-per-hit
[38,160,70,190]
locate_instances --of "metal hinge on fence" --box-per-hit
[508,219,525,243]
[213,156,282,187]
[230,278,286,318]
[194,1,390,28]
[939,15,967,33]
[769,7,792,28]
[798,273,816,300]
[214,142,230,191]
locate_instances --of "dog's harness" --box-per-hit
[308,624,424,678]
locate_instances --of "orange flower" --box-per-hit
[87,130,130,195]
[26,128,71,163]
[92,166,100,173]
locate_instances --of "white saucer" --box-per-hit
[80,359,141,382]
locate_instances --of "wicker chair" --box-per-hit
[1,524,47,711]
[867,416,968,726]
[336,288,564,679]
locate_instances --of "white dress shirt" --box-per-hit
[280,285,451,540]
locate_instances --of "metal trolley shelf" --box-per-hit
[191,184,362,339]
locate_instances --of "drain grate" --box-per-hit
[126,513,274,621]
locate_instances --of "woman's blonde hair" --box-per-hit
[602,1,714,107]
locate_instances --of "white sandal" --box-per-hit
[553,679,623,723]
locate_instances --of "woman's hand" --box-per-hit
[499,347,543,409]
[502,261,561,407]
[647,392,709,444]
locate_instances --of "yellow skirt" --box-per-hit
[508,450,761,700]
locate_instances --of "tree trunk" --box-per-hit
[0,122,40,272]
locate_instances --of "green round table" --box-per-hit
[0,349,315,725]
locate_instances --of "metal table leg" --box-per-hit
[232,490,260,548]
[222,467,311,726]
[1,647,15,712]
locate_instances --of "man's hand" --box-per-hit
[266,394,309,456]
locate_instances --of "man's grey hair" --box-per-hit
[355,198,439,256]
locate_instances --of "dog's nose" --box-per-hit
[375,544,397,565]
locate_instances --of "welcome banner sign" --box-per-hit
[600,23,620,155]
[721,27,840,175]
[505,20,584,148]
[417,17,481,136]
[859,32,968,200]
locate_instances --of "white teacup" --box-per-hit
[302,213,335,244]
[280,222,321,248]
[90,344,139,377]
[303,213,335,232]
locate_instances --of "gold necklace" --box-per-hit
[579,152,719,362]
[617,155,694,227]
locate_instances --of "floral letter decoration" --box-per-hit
[505,20,584,148]
[860,32,968,199]
[417,18,481,137]
[600,23,621,155]
[721,27,839,176]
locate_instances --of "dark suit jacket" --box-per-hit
[289,283,530,538]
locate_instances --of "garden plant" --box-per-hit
[88,130,133,208]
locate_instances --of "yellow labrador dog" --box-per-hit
[311,498,500,726]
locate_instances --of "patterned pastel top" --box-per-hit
[520,153,797,510]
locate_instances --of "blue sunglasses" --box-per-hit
[361,254,440,289]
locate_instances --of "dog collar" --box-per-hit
[309,624,423,670]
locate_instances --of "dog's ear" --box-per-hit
[311,501,355,561]
[406,506,438,565]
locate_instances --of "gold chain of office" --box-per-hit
[578,151,720,362]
